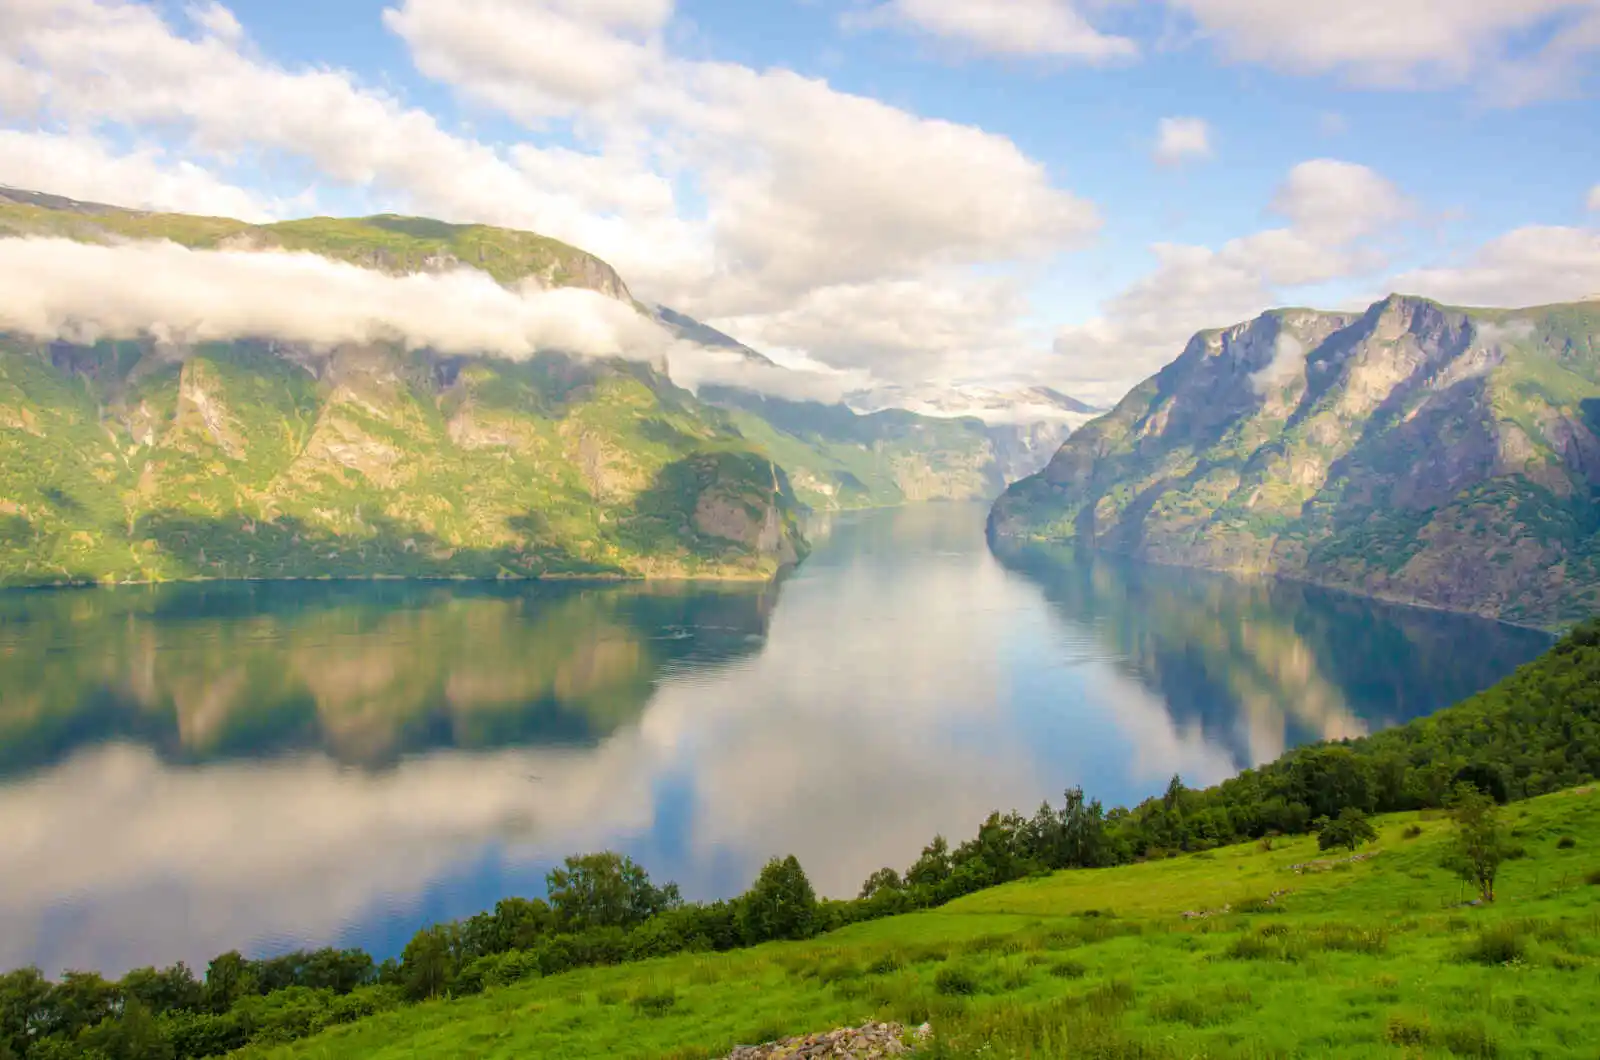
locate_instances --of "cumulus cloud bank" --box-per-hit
[0,237,671,359]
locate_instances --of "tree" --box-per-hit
[1445,782,1511,903]
[399,926,455,1001]
[904,835,952,889]
[857,867,903,900]
[1317,807,1378,852]
[740,856,818,943]
[546,853,681,932]
[79,999,174,1060]
[0,968,49,1059]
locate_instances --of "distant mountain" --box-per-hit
[990,294,1600,627]
[853,383,1101,425]
[700,386,1008,508]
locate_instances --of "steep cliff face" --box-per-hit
[0,336,807,587]
[990,295,1600,626]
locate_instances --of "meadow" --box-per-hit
[233,786,1600,1059]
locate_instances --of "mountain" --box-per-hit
[649,304,775,366]
[698,386,1009,507]
[990,294,1600,627]
[0,189,807,586]
[695,384,1103,511]
[853,382,1101,425]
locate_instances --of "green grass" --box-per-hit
[233,787,1600,1059]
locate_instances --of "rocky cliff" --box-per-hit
[989,295,1600,627]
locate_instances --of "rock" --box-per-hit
[721,1021,925,1059]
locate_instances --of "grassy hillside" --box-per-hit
[990,295,1600,627]
[233,790,1600,1058]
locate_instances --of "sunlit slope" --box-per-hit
[235,788,1600,1059]
[991,295,1600,627]
[0,335,805,585]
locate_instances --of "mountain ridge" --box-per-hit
[989,293,1600,627]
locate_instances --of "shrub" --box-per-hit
[1441,1021,1500,1058]
[1047,959,1087,979]
[1462,924,1527,966]
[1556,836,1577,849]
[934,967,980,996]
[632,990,678,1016]
[1584,868,1600,886]
[866,953,903,976]
[1402,824,1424,840]
[1385,1012,1432,1046]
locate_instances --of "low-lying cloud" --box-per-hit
[0,237,673,360]
[0,236,878,407]
[1248,332,1307,394]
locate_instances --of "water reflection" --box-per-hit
[991,540,1554,773]
[0,507,1551,976]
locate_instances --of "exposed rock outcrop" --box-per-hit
[991,295,1600,627]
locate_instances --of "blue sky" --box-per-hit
[1,0,1598,406]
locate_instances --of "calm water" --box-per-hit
[0,504,1552,975]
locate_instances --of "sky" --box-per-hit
[0,0,1598,406]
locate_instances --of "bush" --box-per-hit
[1462,924,1527,966]
[934,967,980,996]
[632,990,678,1016]
[1403,824,1424,840]
[1441,1021,1500,1058]
[866,953,903,976]
[1587,868,1600,887]
[1317,808,1378,853]
[1047,959,1087,979]
[1385,1013,1432,1047]
[1557,836,1577,849]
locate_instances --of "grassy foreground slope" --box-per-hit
[239,790,1600,1059]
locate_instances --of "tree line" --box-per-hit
[4,618,1597,1060]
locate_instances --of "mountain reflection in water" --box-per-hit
[0,505,1551,975]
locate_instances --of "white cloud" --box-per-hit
[1248,332,1307,394]
[1167,0,1600,101]
[382,0,672,121]
[0,237,676,360]
[0,0,702,285]
[845,0,1137,61]
[0,130,276,220]
[1052,160,1404,402]
[1268,158,1409,243]
[710,274,1040,383]
[1153,116,1212,166]
[0,0,1094,395]
[1389,225,1600,307]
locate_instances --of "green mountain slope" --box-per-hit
[0,189,810,586]
[990,294,1600,627]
